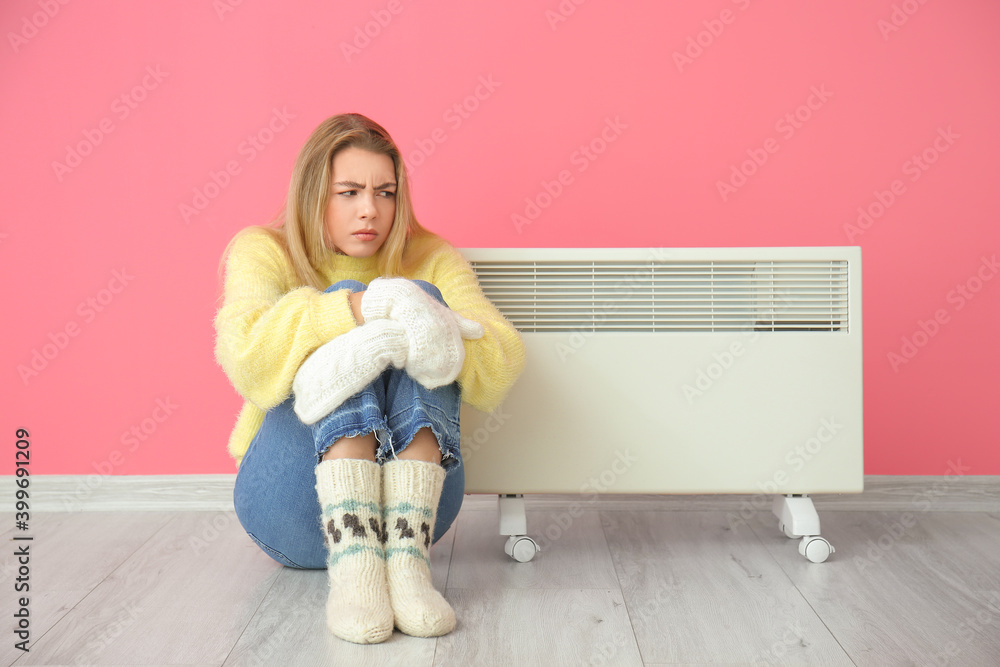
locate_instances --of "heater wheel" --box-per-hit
[773,495,834,563]
[504,535,540,562]
[798,536,835,563]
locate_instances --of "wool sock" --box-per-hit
[315,458,394,644]
[381,458,456,637]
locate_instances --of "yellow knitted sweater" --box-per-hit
[214,229,526,468]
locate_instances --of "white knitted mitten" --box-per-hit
[293,319,409,425]
[361,278,484,390]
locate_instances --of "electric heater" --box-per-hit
[458,247,863,563]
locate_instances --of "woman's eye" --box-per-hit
[379,191,396,198]
[339,190,356,196]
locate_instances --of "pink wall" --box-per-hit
[4,1,998,476]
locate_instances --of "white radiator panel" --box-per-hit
[458,247,863,496]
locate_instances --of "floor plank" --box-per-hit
[221,567,437,666]
[14,512,280,666]
[442,508,641,664]
[447,508,620,590]
[7,500,998,665]
[601,510,854,665]
[430,519,457,593]
[435,588,643,666]
[2,512,176,667]
[749,509,1000,666]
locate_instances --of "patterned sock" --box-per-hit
[315,458,393,644]
[381,459,456,637]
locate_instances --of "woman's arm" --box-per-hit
[348,291,365,325]
[428,245,527,413]
[214,231,359,409]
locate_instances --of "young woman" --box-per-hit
[213,113,525,644]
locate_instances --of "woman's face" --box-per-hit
[324,146,396,257]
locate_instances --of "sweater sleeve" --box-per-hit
[428,244,526,413]
[213,230,359,410]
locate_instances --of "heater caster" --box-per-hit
[498,495,538,562]
[504,535,539,562]
[773,495,835,563]
[798,536,835,563]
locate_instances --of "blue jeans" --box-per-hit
[233,279,465,569]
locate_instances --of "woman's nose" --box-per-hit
[358,193,376,218]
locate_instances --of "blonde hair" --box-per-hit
[218,113,444,291]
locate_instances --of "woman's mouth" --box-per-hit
[354,231,377,241]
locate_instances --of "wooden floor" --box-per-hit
[4,495,1000,666]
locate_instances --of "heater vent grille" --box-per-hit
[470,259,850,333]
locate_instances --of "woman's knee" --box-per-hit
[328,278,444,305]
[325,279,367,294]
[233,487,327,569]
[233,458,329,569]
[409,279,446,306]
[433,462,465,545]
